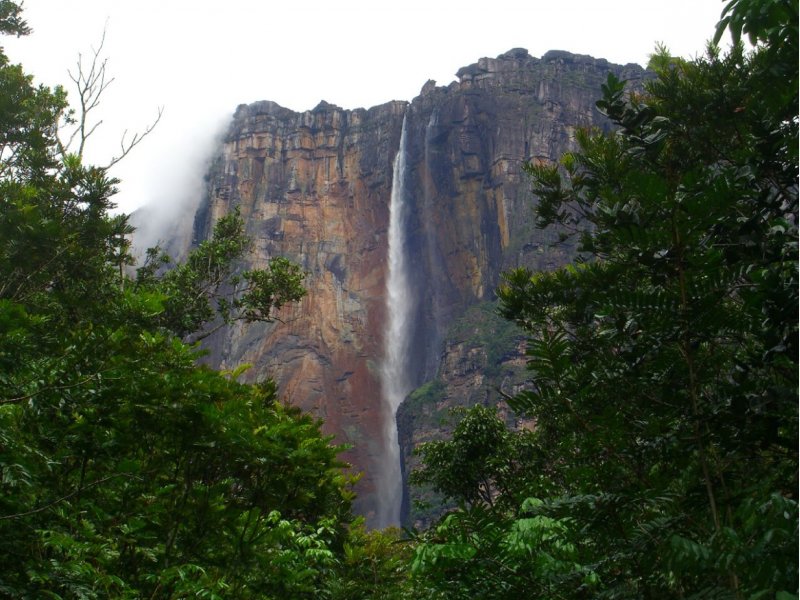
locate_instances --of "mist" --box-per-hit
[5,0,727,237]
[125,112,229,262]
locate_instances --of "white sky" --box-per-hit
[5,0,727,215]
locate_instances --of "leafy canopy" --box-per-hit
[0,4,354,597]
[410,0,798,597]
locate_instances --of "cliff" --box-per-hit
[396,301,532,527]
[186,49,646,525]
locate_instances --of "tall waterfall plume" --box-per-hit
[376,116,413,528]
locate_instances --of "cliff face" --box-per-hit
[396,301,532,528]
[189,49,645,525]
[192,99,406,522]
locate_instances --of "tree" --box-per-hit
[325,524,414,600]
[0,5,352,597]
[411,405,544,512]
[496,2,797,596]
[410,0,797,597]
[136,209,305,343]
[409,406,589,599]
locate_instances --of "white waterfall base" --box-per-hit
[375,116,413,529]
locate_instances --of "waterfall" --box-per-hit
[376,115,413,528]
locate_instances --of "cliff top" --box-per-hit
[231,49,643,123]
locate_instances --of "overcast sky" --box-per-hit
[5,0,727,216]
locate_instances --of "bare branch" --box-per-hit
[105,105,164,169]
[56,23,161,167]
[58,26,113,158]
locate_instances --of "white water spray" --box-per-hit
[376,116,413,528]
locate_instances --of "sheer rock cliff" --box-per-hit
[187,49,645,525]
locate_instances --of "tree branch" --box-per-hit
[56,24,162,167]
[0,472,142,521]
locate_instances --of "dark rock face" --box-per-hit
[187,50,646,525]
[396,301,532,528]
[399,50,643,383]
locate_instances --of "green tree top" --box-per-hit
[0,4,352,597]
[411,1,798,598]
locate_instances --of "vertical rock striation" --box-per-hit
[192,98,407,524]
[188,49,645,525]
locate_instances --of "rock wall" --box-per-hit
[396,301,532,528]
[189,49,645,525]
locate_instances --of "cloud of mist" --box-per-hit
[126,111,230,263]
[2,0,727,274]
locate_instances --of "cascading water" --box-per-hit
[375,116,413,528]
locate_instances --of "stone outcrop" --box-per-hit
[186,50,646,525]
[396,301,532,528]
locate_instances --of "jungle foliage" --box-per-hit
[407,0,798,597]
[0,0,797,598]
[0,5,351,598]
